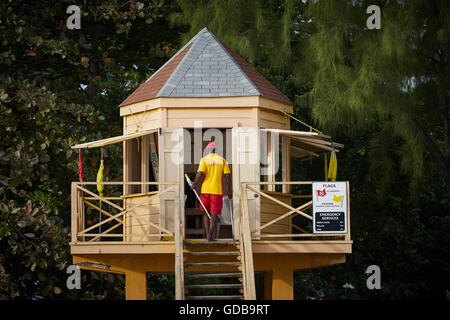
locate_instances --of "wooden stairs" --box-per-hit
[183,240,244,300]
[174,190,255,300]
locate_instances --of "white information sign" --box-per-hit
[312,182,348,234]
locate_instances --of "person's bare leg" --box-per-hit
[203,213,210,241]
[208,214,218,241]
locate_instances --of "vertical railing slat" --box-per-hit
[174,187,184,300]
[71,182,78,243]
[345,181,351,241]
[240,183,256,300]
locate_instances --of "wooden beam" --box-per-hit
[123,140,129,195]
[74,181,177,186]
[282,136,291,193]
[255,200,313,233]
[240,184,256,300]
[125,271,147,300]
[291,145,320,157]
[78,189,85,242]
[259,233,346,238]
[115,185,177,235]
[84,196,123,200]
[290,136,334,151]
[74,181,178,185]
[247,185,313,221]
[292,224,309,234]
[245,181,313,185]
[79,233,165,237]
[88,222,123,242]
[267,132,276,192]
[126,209,173,236]
[78,186,175,236]
[77,186,124,212]
[291,195,312,199]
[72,129,157,149]
[71,183,78,243]
[120,191,158,199]
[83,200,123,225]
[78,210,126,236]
[290,135,340,147]
[174,191,184,300]
[141,135,149,193]
[261,128,331,140]
[345,181,351,241]
[272,266,293,300]
[119,96,293,117]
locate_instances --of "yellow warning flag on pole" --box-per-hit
[327,150,337,182]
[97,159,104,197]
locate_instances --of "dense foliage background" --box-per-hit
[0,0,448,299]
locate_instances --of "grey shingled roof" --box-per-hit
[119,27,292,107]
[158,28,259,97]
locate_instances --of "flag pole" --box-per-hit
[185,174,211,220]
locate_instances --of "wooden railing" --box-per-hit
[242,181,351,241]
[239,183,256,300]
[71,181,179,243]
[71,181,185,300]
[71,180,349,300]
[174,193,184,300]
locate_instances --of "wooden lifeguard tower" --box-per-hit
[70,28,352,300]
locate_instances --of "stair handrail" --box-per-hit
[239,183,256,300]
[174,186,185,300]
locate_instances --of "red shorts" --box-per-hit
[199,193,223,215]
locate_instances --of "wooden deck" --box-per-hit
[70,180,352,299]
[70,239,352,255]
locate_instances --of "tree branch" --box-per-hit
[410,116,450,188]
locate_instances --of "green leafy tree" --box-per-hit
[0,193,70,298]
[1,0,448,300]
[294,1,450,298]
[0,0,183,299]
[173,0,449,299]
[174,0,449,192]
[302,0,450,191]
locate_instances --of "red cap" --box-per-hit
[206,142,217,149]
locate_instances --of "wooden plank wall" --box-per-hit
[125,195,161,241]
[259,191,292,234]
[124,107,260,134]
[167,107,256,128]
[259,108,289,129]
[124,109,161,134]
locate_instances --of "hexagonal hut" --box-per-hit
[70,28,352,300]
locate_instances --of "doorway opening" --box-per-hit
[183,128,233,240]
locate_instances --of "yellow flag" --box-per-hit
[97,160,104,197]
[327,151,337,181]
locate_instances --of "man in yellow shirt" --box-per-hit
[191,141,232,241]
